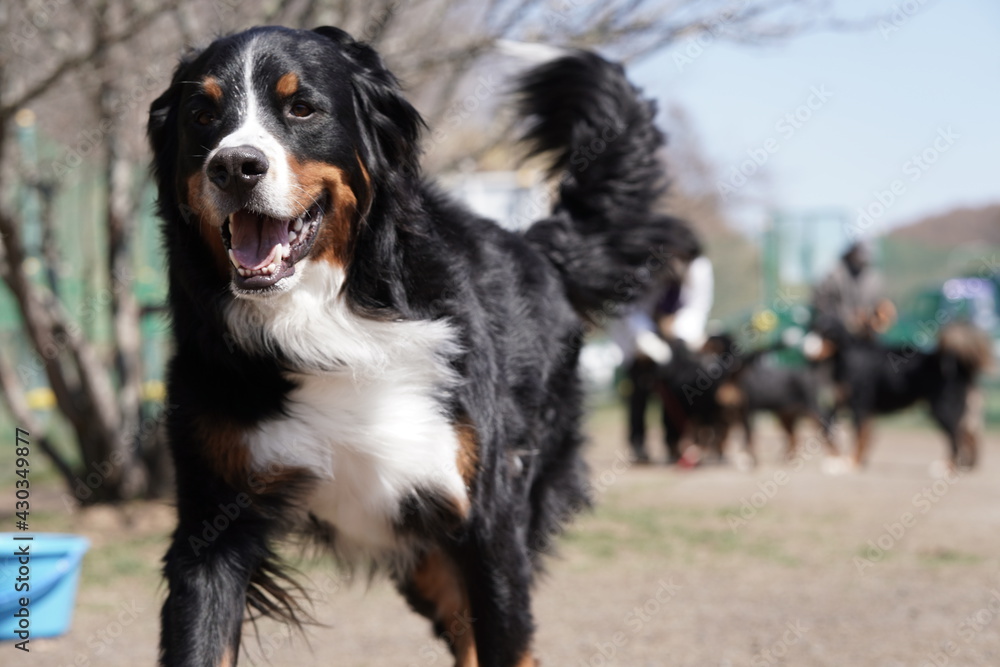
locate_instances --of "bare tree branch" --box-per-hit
[0,206,132,495]
[99,0,145,495]
[0,0,181,119]
[0,210,86,427]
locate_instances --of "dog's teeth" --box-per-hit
[293,217,304,232]
[289,230,298,243]
[237,268,247,277]
[227,249,239,269]
[281,244,291,258]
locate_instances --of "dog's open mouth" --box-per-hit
[221,193,327,292]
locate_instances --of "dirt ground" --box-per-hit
[16,409,1000,667]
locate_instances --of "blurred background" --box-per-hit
[1,1,998,665]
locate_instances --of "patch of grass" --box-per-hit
[668,523,741,551]
[564,502,801,567]
[854,543,894,564]
[27,507,75,532]
[716,506,745,519]
[562,527,622,561]
[918,548,984,567]
[714,505,774,527]
[740,539,802,567]
[81,533,167,587]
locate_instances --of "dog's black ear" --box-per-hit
[148,49,203,162]
[313,26,424,180]
[148,49,205,219]
[148,83,179,161]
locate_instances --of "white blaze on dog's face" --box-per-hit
[172,31,372,298]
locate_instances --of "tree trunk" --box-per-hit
[94,0,147,501]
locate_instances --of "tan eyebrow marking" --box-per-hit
[276,72,299,98]
[202,76,223,102]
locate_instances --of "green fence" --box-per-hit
[1,124,170,428]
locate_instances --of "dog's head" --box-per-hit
[149,26,422,298]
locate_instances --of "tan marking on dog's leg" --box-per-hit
[411,549,478,667]
[853,418,873,467]
[741,411,757,465]
[958,388,983,468]
[778,413,797,460]
[197,418,250,486]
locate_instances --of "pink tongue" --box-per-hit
[229,211,290,269]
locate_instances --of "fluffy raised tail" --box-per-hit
[939,323,994,378]
[518,50,700,318]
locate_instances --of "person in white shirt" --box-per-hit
[612,255,714,463]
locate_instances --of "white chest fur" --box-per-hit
[225,261,468,561]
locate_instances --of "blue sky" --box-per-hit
[631,0,1000,236]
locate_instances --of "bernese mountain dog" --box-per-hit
[148,25,698,667]
[818,319,991,470]
[695,334,832,466]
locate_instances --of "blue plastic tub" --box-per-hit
[0,533,90,640]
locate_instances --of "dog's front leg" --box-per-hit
[459,522,538,667]
[159,484,266,667]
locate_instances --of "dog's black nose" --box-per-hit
[206,146,269,193]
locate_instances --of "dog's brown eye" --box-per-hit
[194,110,216,126]
[289,102,314,118]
